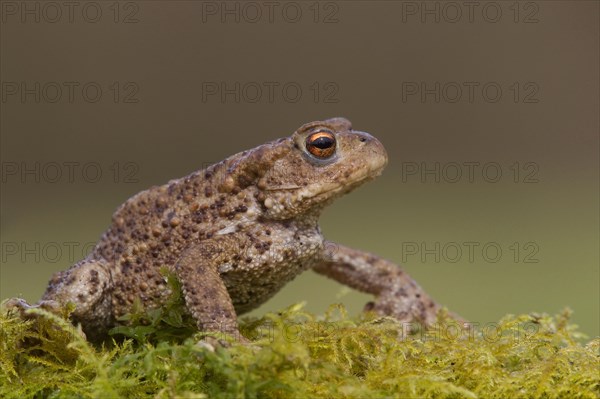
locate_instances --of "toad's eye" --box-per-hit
[306,131,336,159]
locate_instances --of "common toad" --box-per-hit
[13,118,450,341]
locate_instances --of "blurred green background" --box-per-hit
[1,1,598,336]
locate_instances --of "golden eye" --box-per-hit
[306,131,336,159]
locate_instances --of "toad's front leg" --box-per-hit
[313,241,464,330]
[175,238,246,343]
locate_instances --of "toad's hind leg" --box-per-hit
[41,258,114,341]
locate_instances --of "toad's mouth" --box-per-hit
[298,155,387,201]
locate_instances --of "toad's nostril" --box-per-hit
[359,137,367,142]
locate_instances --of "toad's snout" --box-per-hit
[354,131,388,176]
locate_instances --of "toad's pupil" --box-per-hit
[312,136,334,149]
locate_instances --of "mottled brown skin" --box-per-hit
[17,118,448,342]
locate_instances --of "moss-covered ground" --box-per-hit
[1,287,598,398]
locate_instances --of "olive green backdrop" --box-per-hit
[1,1,598,336]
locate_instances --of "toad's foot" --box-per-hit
[3,297,89,342]
[4,297,63,317]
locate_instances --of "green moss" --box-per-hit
[0,296,597,398]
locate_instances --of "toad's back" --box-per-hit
[88,150,277,315]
